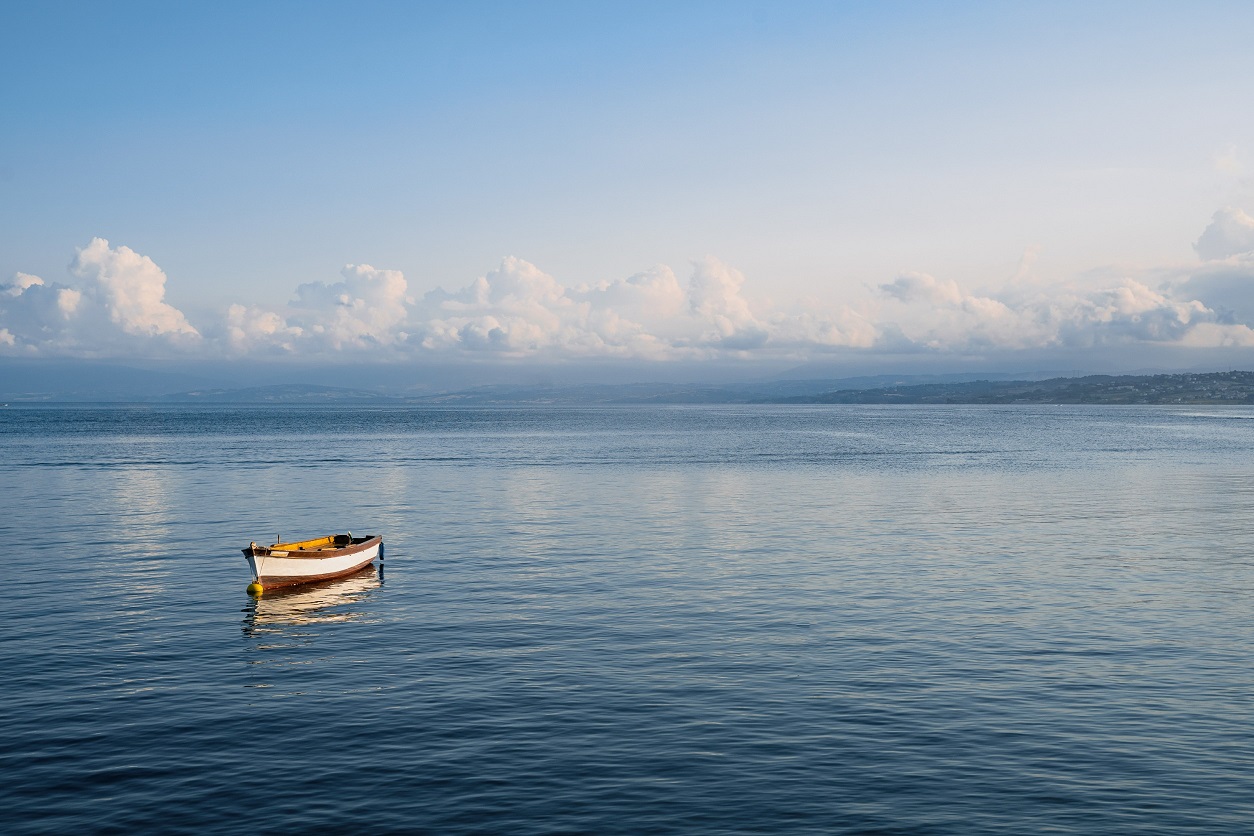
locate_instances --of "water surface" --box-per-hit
[3,405,1253,833]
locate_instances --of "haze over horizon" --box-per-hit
[5,1,1254,383]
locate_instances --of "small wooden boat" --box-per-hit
[243,533,383,593]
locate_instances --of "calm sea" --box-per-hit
[3,404,1254,834]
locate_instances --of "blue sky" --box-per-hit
[4,1,1254,376]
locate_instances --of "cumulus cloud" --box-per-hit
[1168,208,1254,329]
[572,265,688,355]
[880,272,964,307]
[877,270,1242,353]
[1174,260,1254,328]
[409,255,871,359]
[1075,281,1211,343]
[6,272,45,296]
[1194,208,1254,261]
[760,305,879,350]
[1179,321,1254,347]
[70,238,198,338]
[224,303,303,353]
[0,272,85,355]
[222,263,412,354]
[687,257,767,347]
[0,239,199,356]
[417,257,582,354]
[291,264,411,349]
[7,213,1254,365]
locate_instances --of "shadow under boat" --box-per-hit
[241,563,383,636]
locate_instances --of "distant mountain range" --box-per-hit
[141,370,1254,405]
[160,384,391,403]
[396,376,1018,405]
[152,374,1054,405]
[764,372,1254,405]
[3,362,1253,405]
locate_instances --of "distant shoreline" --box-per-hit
[760,371,1254,405]
[3,371,1254,406]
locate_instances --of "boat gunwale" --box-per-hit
[243,534,382,561]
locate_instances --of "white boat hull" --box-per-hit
[244,535,382,591]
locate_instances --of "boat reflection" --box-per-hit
[241,564,382,638]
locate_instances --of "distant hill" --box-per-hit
[399,374,1045,404]
[147,376,1020,405]
[160,384,395,403]
[0,360,224,401]
[6,364,1252,405]
[761,372,1254,404]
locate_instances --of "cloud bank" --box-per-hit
[1,238,199,356]
[6,212,1254,368]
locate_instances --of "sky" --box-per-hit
[4,0,1254,381]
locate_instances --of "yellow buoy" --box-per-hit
[247,581,265,595]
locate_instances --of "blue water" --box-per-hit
[3,404,1254,833]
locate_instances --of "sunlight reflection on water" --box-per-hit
[242,565,384,636]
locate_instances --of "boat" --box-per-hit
[242,532,383,593]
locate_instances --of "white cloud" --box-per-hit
[57,287,82,316]
[1074,280,1209,343]
[7,211,1254,368]
[0,271,93,355]
[1173,257,1254,327]
[410,255,873,359]
[572,265,689,357]
[289,264,411,349]
[417,257,582,354]
[0,239,199,356]
[879,270,1227,353]
[70,238,199,338]
[215,263,413,355]
[880,272,964,306]
[1194,208,1254,261]
[224,303,303,353]
[1179,321,1254,347]
[6,272,44,296]
[763,305,878,349]
[687,257,766,347]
